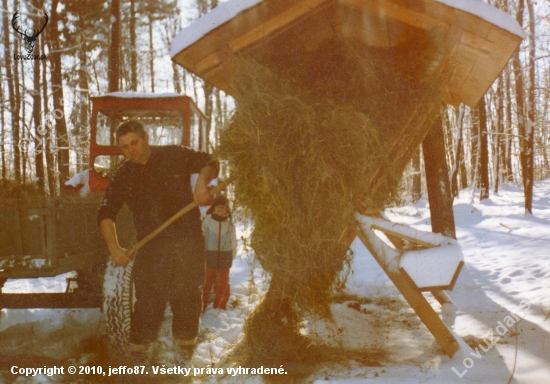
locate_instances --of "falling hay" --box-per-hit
[217,32,450,373]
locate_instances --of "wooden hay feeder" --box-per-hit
[171,0,522,358]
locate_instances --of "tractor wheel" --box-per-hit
[102,258,134,352]
[76,262,106,303]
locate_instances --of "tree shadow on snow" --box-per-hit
[448,264,549,382]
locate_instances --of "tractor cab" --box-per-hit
[88,93,207,192]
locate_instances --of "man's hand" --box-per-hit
[110,246,132,267]
[99,218,131,266]
[194,163,218,206]
[194,181,215,206]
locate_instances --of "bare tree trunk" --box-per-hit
[422,111,456,239]
[0,0,4,182]
[130,0,137,91]
[192,75,199,109]
[504,67,514,182]
[51,0,70,191]
[214,88,223,148]
[41,32,55,195]
[182,67,187,95]
[108,0,120,147]
[478,96,490,200]
[523,0,536,213]
[6,0,22,184]
[512,0,531,212]
[109,0,121,93]
[149,20,155,93]
[0,70,5,182]
[459,150,468,190]
[539,89,550,177]
[203,81,213,150]
[19,51,28,184]
[172,64,182,94]
[451,104,465,197]
[77,47,89,171]
[494,75,503,194]
[411,147,422,202]
[470,107,479,189]
[33,22,45,191]
[195,0,218,150]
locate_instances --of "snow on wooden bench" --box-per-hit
[355,214,464,291]
[355,213,465,357]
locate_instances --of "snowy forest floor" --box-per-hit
[0,181,549,383]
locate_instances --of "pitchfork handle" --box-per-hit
[127,177,233,257]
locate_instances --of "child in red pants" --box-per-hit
[202,195,237,310]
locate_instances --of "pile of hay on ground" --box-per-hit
[217,31,450,376]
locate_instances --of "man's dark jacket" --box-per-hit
[97,146,216,240]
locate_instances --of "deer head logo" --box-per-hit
[12,11,49,54]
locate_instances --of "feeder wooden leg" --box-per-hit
[431,290,453,306]
[356,229,460,358]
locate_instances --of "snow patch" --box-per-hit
[170,0,263,58]
[435,0,525,38]
[91,91,183,98]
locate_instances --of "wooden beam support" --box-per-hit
[0,292,103,309]
[356,217,461,358]
[341,0,448,32]
[228,0,331,53]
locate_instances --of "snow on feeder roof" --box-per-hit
[171,0,523,107]
[91,92,184,99]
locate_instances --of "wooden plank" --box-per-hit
[448,260,464,291]
[341,0,448,32]
[404,260,464,292]
[175,0,333,81]
[455,11,493,39]
[460,61,504,105]
[441,25,464,106]
[293,6,336,52]
[357,222,460,357]
[448,47,478,100]
[0,292,102,309]
[431,289,454,305]
[173,1,287,70]
[373,212,405,250]
[195,52,221,75]
[420,1,493,38]
[487,26,522,52]
[457,26,520,106]
[229,0,330,53]
[335,3,393,47]
[196,55,234,95]
[460,31,494,56]
[370,224,440,248]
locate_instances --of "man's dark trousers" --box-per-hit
[129,234,206,344]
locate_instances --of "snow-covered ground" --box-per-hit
[1,181,549,383]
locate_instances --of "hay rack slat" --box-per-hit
[171,0,522,358]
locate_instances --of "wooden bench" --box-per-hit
[356,213,464,357]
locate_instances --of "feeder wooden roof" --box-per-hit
[171,0,523,107]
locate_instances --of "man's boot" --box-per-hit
[128,342,152,365]
[174,337,197,366]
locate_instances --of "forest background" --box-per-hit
[0,0,549,214]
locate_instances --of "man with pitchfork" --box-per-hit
[98,120,218,363]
